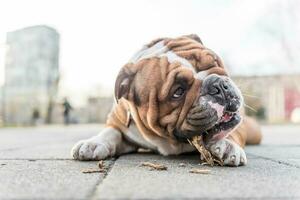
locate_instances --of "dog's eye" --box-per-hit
[172,87,185,99]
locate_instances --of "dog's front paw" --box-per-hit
[71,138,112,161]
[208,138,247,166]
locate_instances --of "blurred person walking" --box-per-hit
[63,98,73,125]
[31,108,40,126]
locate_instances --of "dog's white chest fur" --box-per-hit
[124,124,157,150]
[124,124,195,156]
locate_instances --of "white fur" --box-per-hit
[71,124,195,159]
[129,41,195,72]
[130,41,167,63]
[208,138,247,166]
[157,141,195,156]
[208,101,225,119]
[71,127,137,160]
[71,125,247,166]
[125,124,195,156]
[161,51,195,72]
[124,125,157,150]
[194,71,208,80]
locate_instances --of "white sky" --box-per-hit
[0,0,299,106]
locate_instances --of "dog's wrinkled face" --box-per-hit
[176,73,243,142]
[115,35,243,143]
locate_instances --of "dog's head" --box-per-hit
[114,34,243,143]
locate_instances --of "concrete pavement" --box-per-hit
[0,124,300,199]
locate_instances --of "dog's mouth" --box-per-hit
[204,111,241,142]
[174,109,242,143]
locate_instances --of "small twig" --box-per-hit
[213,159,224,166]
[81,160,107,174]
[81,168,106,173]
[98,160,105,169]
[188,136,214,166]
[188,136,224,167]
[189,168,211,174]
[140,162,167,170]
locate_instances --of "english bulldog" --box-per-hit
[71,34,262,166]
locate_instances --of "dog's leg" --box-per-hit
[207,138,247,167]
[207,113,262,166]
[71,127,137,160]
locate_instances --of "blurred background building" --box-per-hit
[233,75,300,123]
[2,25,59,125]
[0,24,114,126]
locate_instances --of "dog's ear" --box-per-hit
[185,34,203,45]
[114,67,135,103]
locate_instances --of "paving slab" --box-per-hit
[0,159,111,200]
[94,153,300,200]
[246,145,300,168]
[0,124,300,200]
[246,145,300,159]
[0,125,101,159]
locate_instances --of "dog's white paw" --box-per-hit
[71,138,112,161]
[208,138,247,166]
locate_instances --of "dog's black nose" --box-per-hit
[203,74,241,112]
[207,78,230,99]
